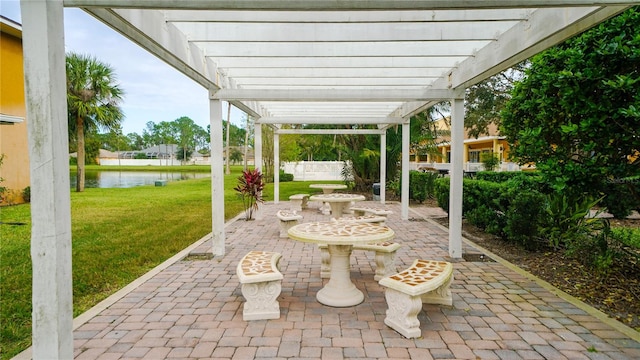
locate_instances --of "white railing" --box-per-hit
[410,162,523,172]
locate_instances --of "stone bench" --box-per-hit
[236,251,284,321]
[379,259,453,338]
[340,214,387,225]
[318,241,401,280]
[289,193,310,212]
[276,210,303,238]
[349,206,393,217]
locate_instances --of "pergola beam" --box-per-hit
[275,129,386,135]
[212,88,456,101]
[256,117,404,125]
[176,22,509,42]
[64,0,640,10]
[163,9,534,22]
[205,56,466,69]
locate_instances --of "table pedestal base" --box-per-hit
[317,244,364,307]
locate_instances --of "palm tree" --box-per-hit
[66,52,124,192]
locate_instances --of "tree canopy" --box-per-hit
[501,7,640,213]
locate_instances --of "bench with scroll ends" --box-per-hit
[349,206,393,217]
[288,193,310,212]
[236,251,283,321]
[340,214,387,225]
[379,259,453,338]
[318,241,401,281]
[276,210,303,238]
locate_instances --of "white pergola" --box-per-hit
[20,1,636,358]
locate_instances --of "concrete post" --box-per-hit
[21,1,73,358]
[380,132,386,204]
[209,94,225,256]
[274,132,279,203]
[449,97,465,258]
[401,121,410,220]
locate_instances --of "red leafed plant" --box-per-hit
[234,168,265,220]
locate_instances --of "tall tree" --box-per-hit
[171,116,200,163]
[66,52,124,192]
[464,65,526,138]
[501,7,640,212]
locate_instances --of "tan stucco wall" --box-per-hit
[0,29,30,204]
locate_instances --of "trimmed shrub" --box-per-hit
[279,171,294,182]
[504,190,545,249]
[435,177,450,212]
[476,171,540,183]
[409,170,438,203]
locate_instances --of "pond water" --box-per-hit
[69,171,210,189]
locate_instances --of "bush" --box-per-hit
[476,171,539,183]
[480,152,500,171]
[540,193,606,249]
[504,190,545,249]
[409,170,438,203]
[608,227,640,250]
[434,177,450,212]
[601,180,640,219]
[22,186,30,203]
[279,171,294,182]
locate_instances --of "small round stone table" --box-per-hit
[309,193,365,219]
[288,221,395,307]
[309,184,349,214]
[309,183,348,194]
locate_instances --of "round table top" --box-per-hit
[309,184,348,190]
[309,193,365,202]
[287,220,394,245]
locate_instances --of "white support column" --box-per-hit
[254,122,262,171]
[401,121,410,220]
[449,97,465,258]
[21,1,73,358]
[209,94,225,256]
[380,132,386,204]
[274,132,280,203]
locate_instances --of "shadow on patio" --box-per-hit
[39,201,640,359]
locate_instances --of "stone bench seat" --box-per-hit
[276,210,303,238]
[319,241,401,280]
[340,215,387,224]
[349,206,393,217]
[289,193,310,212]
[379,259,453,338]
[236,251,284,321]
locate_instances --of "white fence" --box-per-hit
[282,161,350,181]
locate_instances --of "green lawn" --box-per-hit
[0,167,341,359]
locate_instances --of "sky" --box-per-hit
[0,1,247,135]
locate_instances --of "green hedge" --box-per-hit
[475,170,539,183]
[279,171,294,182]
[435,176,546,247]
[409,170,438,203]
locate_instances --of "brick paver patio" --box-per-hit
[45,200,640,359]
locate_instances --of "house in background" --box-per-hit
[411,117,524,173]
[0,16,30,204]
